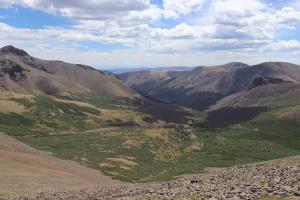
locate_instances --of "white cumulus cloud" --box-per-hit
[1,0,300,66]
[163,0,206,18]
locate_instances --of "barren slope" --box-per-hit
[119,62,249,95]
[0,132,119,198]
[211,82,300,110]
[120,62,300,110]
[119,62,248,109]
[0,45,137,97]
[13,156,300,200]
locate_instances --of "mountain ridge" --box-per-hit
[0,45,137,97]
[120,61,300,110]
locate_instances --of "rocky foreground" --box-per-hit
[13,156,300,200]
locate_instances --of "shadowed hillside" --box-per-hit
[120,62,300,110]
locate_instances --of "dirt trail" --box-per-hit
[0,132,121,198]
[51,126,132,135]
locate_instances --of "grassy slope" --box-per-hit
[0,93,299,182]
[159,108,300,180]
[0,93,200,182]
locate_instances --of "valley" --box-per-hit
[0,46,300,199]
[2,0,300,199]
[2,90,300,184]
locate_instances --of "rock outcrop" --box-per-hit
[250,76,291,89]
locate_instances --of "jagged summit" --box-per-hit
[0,45,29,56]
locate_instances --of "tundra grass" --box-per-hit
[16,127,196,182]
[0,95,197,181]
[7,109,300,182]
[154,110,300,180]
[0,95,299,182]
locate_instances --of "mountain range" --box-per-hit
[0,46,300,199]
[119,62,300,111]
[105,66,195,74]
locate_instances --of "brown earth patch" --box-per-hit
[0,132,121,198]
[0,100,27,113]
[106,157,138,166]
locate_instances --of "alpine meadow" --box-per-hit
[0,0,300,199]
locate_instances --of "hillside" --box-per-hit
[119,62,300,110]
[12,156,300,200]
[210,82,300,110]
[0,132,119,198]
[227,62,300,93]
[119,62,250,110]
[0,46,202,184]
[0,45,137,97]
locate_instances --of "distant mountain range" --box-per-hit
[105,66,195,74]
[119,61,300,111]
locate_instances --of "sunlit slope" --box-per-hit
[0,132,118,198]
[0,45,137,97]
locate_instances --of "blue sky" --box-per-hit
[0,6,73,28]
[1,0,300,69]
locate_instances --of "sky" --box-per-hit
[1,0,300,69]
